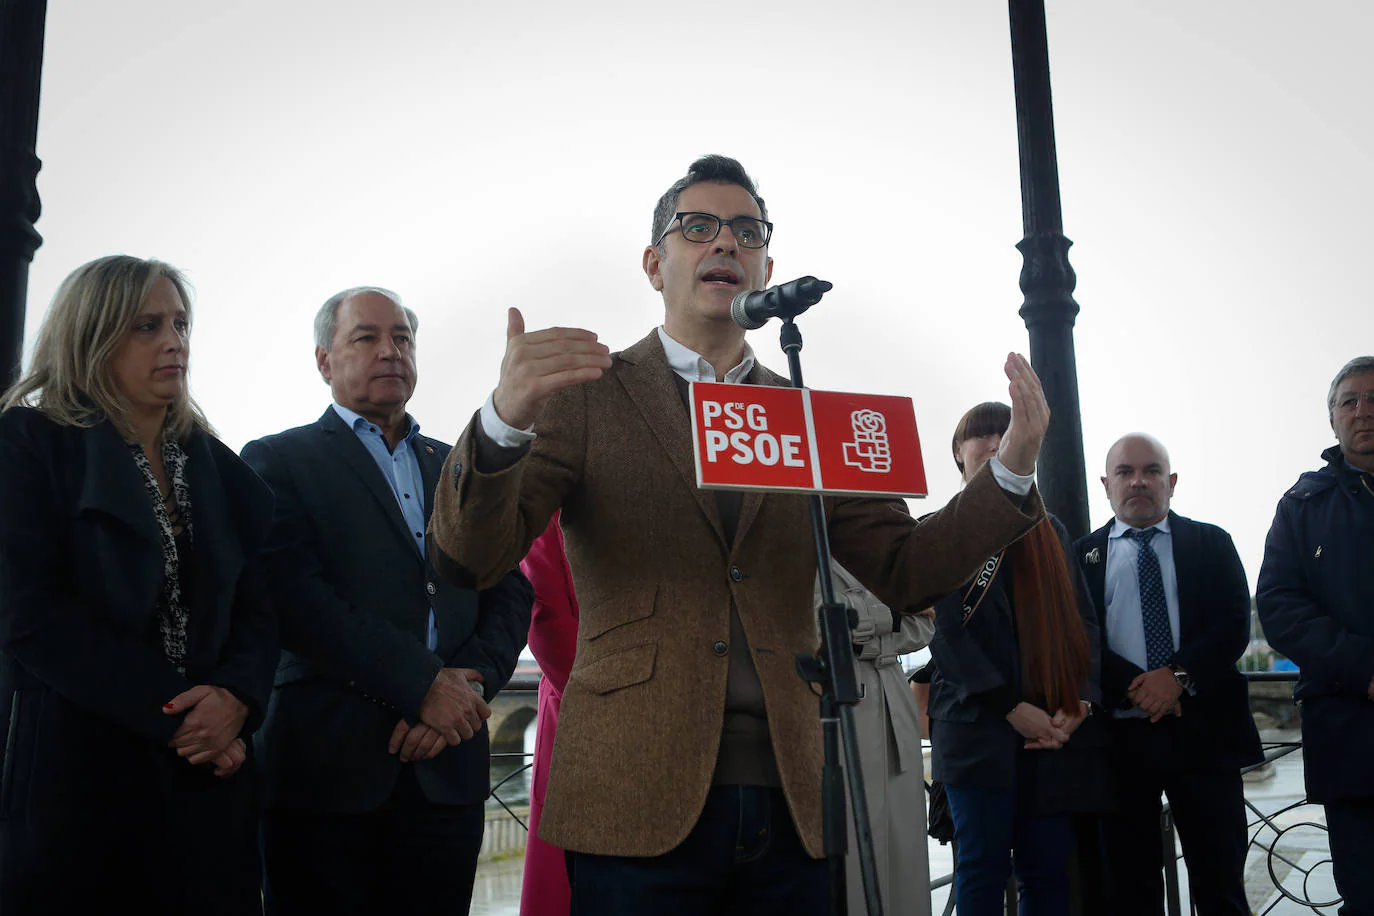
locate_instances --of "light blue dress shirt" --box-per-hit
[331,403,437,651]
[1104,516,1181,716]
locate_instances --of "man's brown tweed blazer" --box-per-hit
[429,330,1042,858]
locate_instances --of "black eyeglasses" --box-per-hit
[654,212,773,250]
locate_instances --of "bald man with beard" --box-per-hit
[1073,434,1261,916]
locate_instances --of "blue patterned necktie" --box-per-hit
[1124,527,1174,670]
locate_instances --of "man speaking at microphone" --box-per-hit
[429,154,1050,915]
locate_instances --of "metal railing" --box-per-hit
[484,670,1329,914]
[486,672,542,832]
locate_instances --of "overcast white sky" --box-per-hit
[25,0,1374,589]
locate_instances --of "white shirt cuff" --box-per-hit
[989,455,1034,496]
[479,392,536,448]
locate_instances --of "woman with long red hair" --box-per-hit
[928,402,1108,915]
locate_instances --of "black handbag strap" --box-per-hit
[959,552,1004,626]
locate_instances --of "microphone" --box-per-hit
[731,276,834,330]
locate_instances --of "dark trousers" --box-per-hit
[945,778,1072,916]
[1326,797,1374,916]
[261,766,485,916]
[566,785,829,916]
[1102,717,1249,916]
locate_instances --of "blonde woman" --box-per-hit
[0,256,276,914]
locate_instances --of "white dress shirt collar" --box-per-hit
[1109,515,1172,540]
[656,326,755,384]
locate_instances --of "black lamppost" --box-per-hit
[1008,8,1103,914]
[1008,0,1090,541]
[0,0,47,389]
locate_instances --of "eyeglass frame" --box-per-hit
[652,211,774,250]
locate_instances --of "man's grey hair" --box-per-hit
[1327,355,1374,416]
[314,286,419,350]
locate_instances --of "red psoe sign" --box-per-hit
[690,382,928,498]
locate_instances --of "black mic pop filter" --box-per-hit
[731,276,833,330]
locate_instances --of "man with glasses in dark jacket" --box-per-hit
[1258,355,1374,916]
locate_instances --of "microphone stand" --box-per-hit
[778,315,885,916]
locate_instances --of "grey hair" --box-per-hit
[314,286,419,350]
[1328,356,1374,416]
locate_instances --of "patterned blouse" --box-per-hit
[128,438,194,674]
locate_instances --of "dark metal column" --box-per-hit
[1007,17,1104,916]
[0,0,47,389]
[1008,0,1089,541]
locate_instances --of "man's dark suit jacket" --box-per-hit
[1074,511,1262,769]
[242,407,532,813]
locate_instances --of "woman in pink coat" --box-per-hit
[519,513,579,916]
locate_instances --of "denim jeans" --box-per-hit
[567,785,830,916]
[945,779,1071,916]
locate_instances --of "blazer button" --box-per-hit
[426,582,437,595]
[729,566,744,582]
[712,640,729,656]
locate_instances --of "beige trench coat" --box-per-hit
[821,561,934,916]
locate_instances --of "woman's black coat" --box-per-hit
[0,406,276,913]
[928,516,1111,815]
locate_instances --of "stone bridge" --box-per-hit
[486,665,542,755]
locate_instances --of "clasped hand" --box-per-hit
[1128,668,1183,722]
[163,685,249,778]
[402,668,490,761]
[1008,701,1090,750]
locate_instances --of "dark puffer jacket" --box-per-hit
[1257,445,1374,801]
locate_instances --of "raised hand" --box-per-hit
[996,352,1050,476]
[492,307,612,431]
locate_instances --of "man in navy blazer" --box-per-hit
[1074,433,1261,916]
[242,287,532,916]
[1257,356,1374,915]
